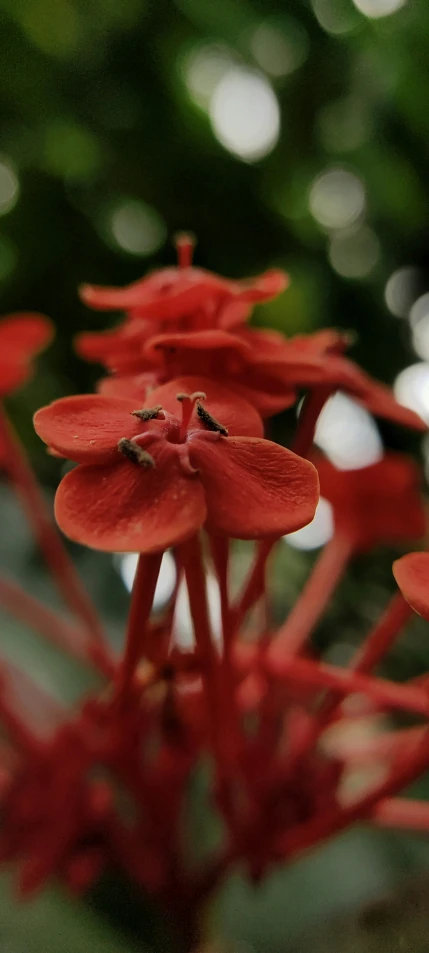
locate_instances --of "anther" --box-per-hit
[176,391,206,403]
[131,405,164,421]
[197,403,228,436]
[118,438,155,468]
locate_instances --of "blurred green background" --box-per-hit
[3,0,429,950]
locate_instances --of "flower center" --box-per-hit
[117,391,228,473]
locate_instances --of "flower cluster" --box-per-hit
[1,240,429,949]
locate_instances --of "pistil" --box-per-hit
[176,390,206,441]
[174,232,195,269]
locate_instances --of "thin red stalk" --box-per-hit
[116,551,162,700]
[0,658,64,749]
[265,655,429,718]
[179,534,238,770]
[373,798,429,830]
[208,534,231,656]
[231,539,274,634]
[269,534,353,659]
[275,726,429,860]
[293,386,333,458]
[349,591,413,674]
[0,574,106,673]
[312,591,414,734]
[327,725,425,765]
[0,407,110,668]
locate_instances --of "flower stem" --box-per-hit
[0,574,102,671]
[349,591,413,674]
[230,539,274,634]
[293,386,333,458]
[265,655,429,718]
[0,407,111,673]
[275,725,429,861]
[0,658,64,749]
[269,534,353,659]
[179,535,238,770]
[116,551,162,699]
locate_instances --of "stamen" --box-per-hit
[176,391,207,441]
[118,438,155,468]
[131,405,164,421]
[176,391,207,403]
[197,403,228,436]
[174,232,196,269]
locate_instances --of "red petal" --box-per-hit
[80,267,235,320]
[357,379,426,431]
[144,328,251,357]
[0,313,53,357]
[97,372,159,400]
[236,269,289,302]
[393,552,429,620]
[147,376,264,437]
[189,436,319,538]
[34,394,155,463]
[55,456,206,553]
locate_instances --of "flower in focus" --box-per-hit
[34,376,319,552]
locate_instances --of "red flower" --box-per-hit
[393,552,429,620]
[77,235,287,372]
[316,453,427,553]
[0,313,52,398]
[79,238,287,325]
[34,376,319,552]
[111,326,424,427]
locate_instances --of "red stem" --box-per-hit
[373,798,429,830]
[0,407,110,671]
[275,726,429,861]
[0,574,105,673]
[231,539,275,634]
[269,534,353,659]
[0,658,64,749]
[265,655,429,718]
[208,534,231,657]
[116,551,162,699]
[349,591,413,674]
[179,534,238,771]
[293,386,333,458]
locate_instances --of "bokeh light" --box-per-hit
[173,575,221,650]
[0,158,19,216]
[285,497,334,551]
[409,294,429,360]
[409,293,429,329]
[209,68,280,162]
[311,0,361,35]
[118,551,176,611]
[315,392,383,469]
[108,199,166,256]
[328,226,380,279]
[250,18,309,78]
[182,43,235,109]
[394,363,429,423]
[384,267,421,317]
[309,168,366,230]
[351,0,407,17]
